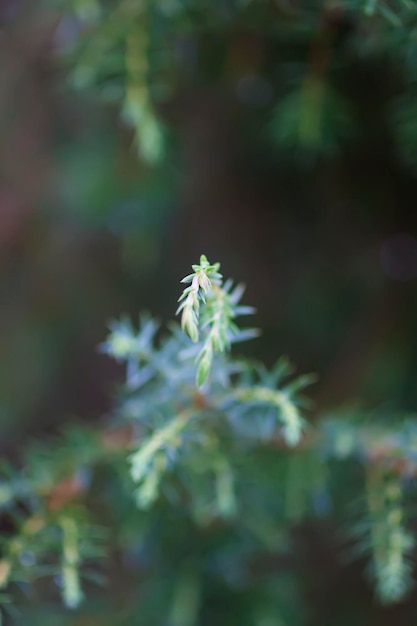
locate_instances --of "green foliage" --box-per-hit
[58,0,417,166]
[2,257,417,623]
[177,254,257,385]
[269,79,352,160]
[177,255,223,345]
[365,471,413,603]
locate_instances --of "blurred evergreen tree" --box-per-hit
[57,0,417,168]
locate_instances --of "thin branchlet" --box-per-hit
[176,255,222,344]
[365,466,413,604]
[196,285,236,386]
[177,256,255,386]
[60,516,83,610]
[233,386,305,447]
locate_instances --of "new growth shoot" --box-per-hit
[176,255,256,386]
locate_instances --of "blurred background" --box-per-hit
[2,0,417,622]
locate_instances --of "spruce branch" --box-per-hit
[4,251,417,620]
[129,409,196,508]
[176,255,222,344]
[177,256,257,386]
[233,386,306,447]
[60,516,83,610]
[365,467,414,604]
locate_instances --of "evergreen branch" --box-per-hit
[129,409,196,506]
[4,251,417,618]
[177,257,256,386]
[176,255,222,343]
[196,283,237,387]
[365,466,414,603]
[60,516,83,610]
[123,19,164,164]
[134,452,168,509]
[233,387,306,447]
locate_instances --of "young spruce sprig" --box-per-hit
[176,255,222,343]
[177,255,256,387]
